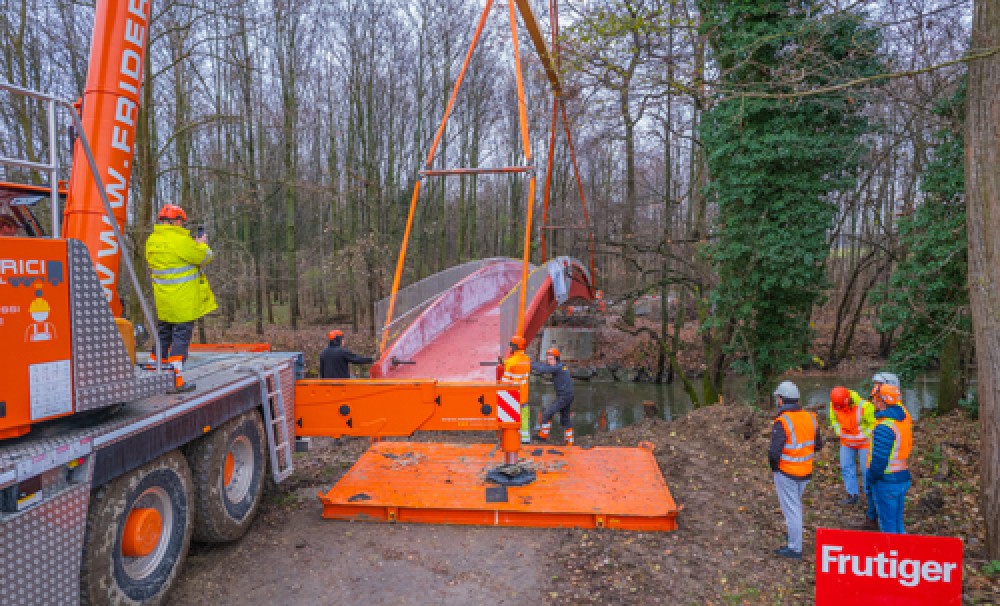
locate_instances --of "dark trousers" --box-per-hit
[541,395,573,427]
[156,320,194,362]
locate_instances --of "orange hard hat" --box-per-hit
[830,386,851,408]
[510,336,526,349]
[327,329,344,340]
[158,204,187,221]
[547,347,561,358]
[875,383,901,406]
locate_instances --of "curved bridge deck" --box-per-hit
[372,257,594,380]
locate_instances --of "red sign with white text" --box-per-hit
[815,528,962,606]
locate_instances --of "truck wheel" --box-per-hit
[80,450,194,606]
[186,410,266,542]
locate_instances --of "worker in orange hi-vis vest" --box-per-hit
[828,386,876,506]
[768,381,824,560]
[501,336,532,442]
[866,383,913,534]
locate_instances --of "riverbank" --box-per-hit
[168,403,997,605]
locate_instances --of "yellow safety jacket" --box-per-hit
[501,350,531,403]
[828,389,876,449]
[145,224,217,323]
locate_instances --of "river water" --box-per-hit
[531,375,942,437]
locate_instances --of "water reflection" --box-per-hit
[531,381,693,437]
[531,374,942,437]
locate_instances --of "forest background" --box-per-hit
[2,0,998,558]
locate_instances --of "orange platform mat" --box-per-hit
[319,442,679,531]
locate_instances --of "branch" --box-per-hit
[726,48,999,100]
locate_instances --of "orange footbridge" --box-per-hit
[370,256,595,381]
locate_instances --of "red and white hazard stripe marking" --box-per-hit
[497,389,521,423]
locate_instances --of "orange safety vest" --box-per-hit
[833,403,867,449]
[501,350,531,403]
[869,414,913,474]
[777,410,818,476]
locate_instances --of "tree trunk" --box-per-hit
[965,0,1000,560]
[937,330,962,414]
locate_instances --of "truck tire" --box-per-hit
[80,450,194,606]
[186,410,266,543]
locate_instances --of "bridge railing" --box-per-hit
[375,257,510,352]
[498,263,547,347]
[498,257,593,347]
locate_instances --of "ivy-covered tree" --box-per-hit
[877,80,970,413]
[697,0,881,398]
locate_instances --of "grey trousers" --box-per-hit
[773,472,810,552]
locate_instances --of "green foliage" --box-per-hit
[698,0,882,396]
[875,80,970,385]
[983,560,1000,577]
[960,386,979,420]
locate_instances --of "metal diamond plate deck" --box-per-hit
[0,483,89,606]
[1,352,296,489]
[0,351,298,602]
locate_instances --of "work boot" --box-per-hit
[535,421,552,442]
[839,495,859,506]
[168,381,197,394]
[773,547,802,560]
[852,517,878,531]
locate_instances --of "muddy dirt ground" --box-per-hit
[167,404,997,605]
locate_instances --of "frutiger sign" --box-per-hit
[815,528,962,605]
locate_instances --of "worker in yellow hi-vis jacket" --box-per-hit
[145,204,217,393]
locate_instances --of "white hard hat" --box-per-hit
[773,381,800,401]
[872,372,900,388]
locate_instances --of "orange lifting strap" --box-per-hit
[539,0,595,280]
[380,0,593,352]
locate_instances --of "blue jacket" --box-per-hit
[866,405,912,485]
[531,361,574,399]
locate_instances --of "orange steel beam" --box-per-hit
[380,0,494,352]
[295,379,522,456]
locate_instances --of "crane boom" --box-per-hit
[63,0,151,316]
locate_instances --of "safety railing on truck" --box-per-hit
[0,81,163,370]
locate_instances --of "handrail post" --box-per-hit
[47,98,60,238]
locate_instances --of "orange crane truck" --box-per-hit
[0,2,303,603]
